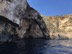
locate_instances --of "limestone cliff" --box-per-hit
[0,16,19,43]
[43,14,72,39]
[0,0,50,43]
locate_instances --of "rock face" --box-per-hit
[0,0,50,42]
[0,0,27,24]
[43,14,72,39]
[18,4,50,39]
[0,16,19,43]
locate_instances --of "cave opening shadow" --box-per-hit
[0,16,19,27]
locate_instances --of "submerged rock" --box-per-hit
[0,0,50,43]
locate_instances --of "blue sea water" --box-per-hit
[0,39,72,54]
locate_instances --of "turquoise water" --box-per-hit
[0,39,72,54]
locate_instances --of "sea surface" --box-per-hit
[0,39,72,54]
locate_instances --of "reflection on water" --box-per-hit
[0,39,72,54]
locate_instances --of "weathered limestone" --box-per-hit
[0,0,27,24]
[18,4,50,39]
[43,15,72,39]
[0,0,50,42]
[0,16,19,43]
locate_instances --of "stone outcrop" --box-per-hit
[43,14,72,39]
[0,0,50,43]
[18,4,50,39]
[0,0,27,24]
[0,16,19,43]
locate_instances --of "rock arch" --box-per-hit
[0,0,50,39]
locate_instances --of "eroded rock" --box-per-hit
[0,0,27,24]
[0,16,19,43]
[0,0,50,43]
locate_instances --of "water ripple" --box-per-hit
[0,39,72,54]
